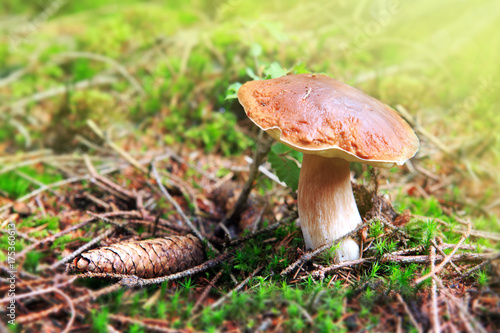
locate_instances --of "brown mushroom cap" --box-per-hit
[238,73,419,168]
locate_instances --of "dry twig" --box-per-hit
[210,265,263,309]
[151,162,218,254]
[193,270,223,312]
[430,244,441,333]
[221,131,274,225]
[416,222,472,284]
[17,283,122,324]
[396,293,423,333]
[281,219,372,276]
[75,252,231,287]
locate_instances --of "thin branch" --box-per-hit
[51,227,115,270]
[13,169,61,197]
[210,265,263,309]
[54,288,76,333]
[55,51,145,95]
[0,152,172,214]
[307,258,370,279]
[87,212,138,236]
[84,154,136,199]
[193,270,223,312]
[87,120,148,173]
[15,211,140,259]
[396,293,423,333]
[75,252,232,287]
[222,131,274,225]
[151,161,218,254]
[384,252,499,265]
[433,277,487,333]
[431,239,462,276]
[458,261,491,280]
[17,283,122,324]
[306,251,499,280]
[6,76,117,112]
[430,244,441,333]
[281,219,372,276]
[108,314,184,333]
[227,211,297,247]
[416,222,472,284]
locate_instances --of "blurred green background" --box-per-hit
[1,0,499,216]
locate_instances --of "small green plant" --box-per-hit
[475,270,489,288]
[24,251,45,273]
[388,264,418,297]
[91,307,109,333]
[179,277,197,293]
[369,220,384,238]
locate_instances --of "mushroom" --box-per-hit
[237,74,419,261]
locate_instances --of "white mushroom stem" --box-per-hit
[298,154,362,261]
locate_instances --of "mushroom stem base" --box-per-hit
[298,155,362,261]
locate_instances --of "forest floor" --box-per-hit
[1,0,499,332]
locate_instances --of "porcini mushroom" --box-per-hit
[237,74,419,261]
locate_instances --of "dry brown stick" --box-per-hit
[0,159,135,213]
[76,252,232,287]
[87,212,138,236]
[433,277,487,333]
[108,314,185,333]
[416,222,471,284]
[382,244,426,258]
[151,162,218,254]
[281,219,372,276]
[107,324,122,333]
[0,149,52,164]
[431,239,462,276]
[0,152,172,214]
[84,154,136,199]
[385,252,499,264]
[210,265,263,309]
[14,218,96,259]
[0,276,76,303]
[169,150,218,183]
[222,131,274,225]
[430,244,441,333]
[55,288,76,333]
[193,270,223,312]
[228,211,297,247]
[467,229,500,242]
[84,192,111,209]
[120,251,230,287]
[55,51,145,95]
[0,175,89,214]
[396,293,423,333]
[412,214,500,241]
[5,76,117,112]
[17,283,121,324]
[0,154,107,175]
[13,169,61,198]
[87,120,148,173]
[15,211,140,259]
[1,285,75,332]
[307,251,499,280]
[307,258,370,279]
[458,261,491,280]
[438,243,494,252]
[51,227,115,270]
[128,218,222,244]
[0,228,37,243]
